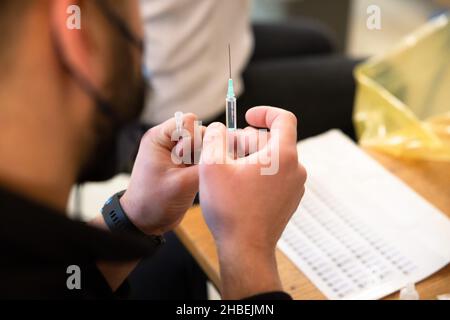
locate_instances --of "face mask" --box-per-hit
[75,73,149,183]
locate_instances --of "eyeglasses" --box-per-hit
[94,0,151,82]
[94,0,144,51]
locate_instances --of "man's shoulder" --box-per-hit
[0,185,155,261]
[0,185,151,299]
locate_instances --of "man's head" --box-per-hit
[0,0,147,182]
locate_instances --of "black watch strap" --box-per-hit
[101,190,165,246]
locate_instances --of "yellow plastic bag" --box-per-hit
[354,14,450,162]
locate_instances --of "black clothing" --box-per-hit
[127,232,208,300]
[0,185,159,299]
[0,186,291,300]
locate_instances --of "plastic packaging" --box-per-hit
[354,15,450,162]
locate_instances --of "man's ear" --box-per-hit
[50,0,98,87]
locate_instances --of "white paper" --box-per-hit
[278,130,450,300]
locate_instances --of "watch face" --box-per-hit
[105,197,113,205]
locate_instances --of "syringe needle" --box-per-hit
[228,44,232,79]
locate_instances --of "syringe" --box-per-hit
[226,45,237,131]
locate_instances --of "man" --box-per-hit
[0,0,306,299]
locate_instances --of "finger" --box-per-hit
[151,113,199,150]
[200,125,207,139]
[175,136,193,159]
[176,164,199,193]
[200,122,230,165]
[196,125,207,152]
[235,127,270,157]
[245,106,297,146]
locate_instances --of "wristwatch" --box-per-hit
[101,190,165,247]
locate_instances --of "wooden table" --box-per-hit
[175,149,450,300]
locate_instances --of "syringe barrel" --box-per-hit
[226,97,237,131]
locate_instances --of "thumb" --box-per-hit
[200,122,230,165]
[176,164,199,193]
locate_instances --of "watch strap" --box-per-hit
[101,190,165,246]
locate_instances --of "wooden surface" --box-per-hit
[175,149,450,300]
